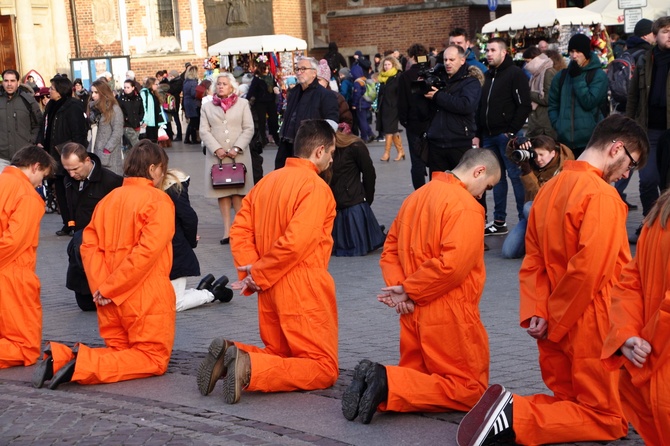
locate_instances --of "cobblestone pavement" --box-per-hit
[0,138,645,445]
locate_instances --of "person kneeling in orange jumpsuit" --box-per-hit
[458,114,649,445]
[342,148,501,424]
[32,140,176,389]
[601,188,670,445]
[196,119,339,404]
[0,146,56,369]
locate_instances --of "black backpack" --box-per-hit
[606,48,645,105]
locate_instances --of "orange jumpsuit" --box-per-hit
[0,167,45,368]
[378,172,489,412]
[230,157,338,392]
[49,177,176,384]
[516,160,629,445]
[602,219,670,445]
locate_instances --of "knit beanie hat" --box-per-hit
[317,59,331,81]
[568,34,592,59]
[339,67,351,79]
[634,18,653,37]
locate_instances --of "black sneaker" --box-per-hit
[457,384,515,446]
[484,221,508,236]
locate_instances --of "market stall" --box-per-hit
[584,0,670,27]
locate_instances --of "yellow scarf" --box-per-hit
[378,67,398,83]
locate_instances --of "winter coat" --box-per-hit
[377,73,400,134]
[168,75,184,111]
[279,78,339,143]
[527,67,557,139]
[340,78,353,103]
[248,75,276,105]
[476,54,532,137]
[333,90,353,127]
[166,173,200,280]
[397,63,433,135]
[465,48,487,74]
[627,47,670,131]
[140,88,166,128]
[330,139,376,209]
[548,54,608,151]
[117,92,144,129]
[182,79,199,118]
[90,103,124,175]
[425,64,481,149]
[37,97,88,158]
[0,87,43,161]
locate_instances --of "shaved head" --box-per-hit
[456,148,501,175]
[452,149,502,199]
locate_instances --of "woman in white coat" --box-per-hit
[200,73,254,244]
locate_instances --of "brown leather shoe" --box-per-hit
[197,337,233,396]
[222,346,251,404]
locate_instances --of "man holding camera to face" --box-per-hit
[501,135,573,259]
[423,45,482,176]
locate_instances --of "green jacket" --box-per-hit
[548,54,608,151]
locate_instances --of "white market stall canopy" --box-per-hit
[482,7,603,33]
[584,0,670,26]
[208,35,307,56]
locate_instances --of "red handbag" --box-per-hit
[211,159,247,188]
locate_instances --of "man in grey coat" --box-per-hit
[0,69,43,168]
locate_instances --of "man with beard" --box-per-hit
[458,114,650,446]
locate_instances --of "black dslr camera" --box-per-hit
[411,56,447,95]
[509,136,534,163]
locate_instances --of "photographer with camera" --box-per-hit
[423,45,483,175]
[501,135,573,259]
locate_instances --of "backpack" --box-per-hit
[363,79,377,103]
[162,93,176,112]
[606,48,645,105]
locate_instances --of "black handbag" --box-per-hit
[211,159,246,188]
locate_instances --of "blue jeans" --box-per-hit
[483,134,525,222]
[502,201,532,259]
[639,128,663,216]
[405,129,427,190]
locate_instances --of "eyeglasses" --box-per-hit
[295,67,315,73]
[615,140,639,171]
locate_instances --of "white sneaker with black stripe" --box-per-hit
[457,384,515,446]
[484,221,508,236]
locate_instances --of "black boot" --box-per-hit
[211,276,233,303]
[196,273,216,291]
[357,362,388,424]
[48,358,76,390]
[342,359,373,421]
[32,348,54,388]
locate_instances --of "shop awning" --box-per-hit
[584,0,670,26]
[482,7,603,33]
[208,35,307,56]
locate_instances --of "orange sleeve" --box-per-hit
[400,208,484,305]
[229,189,261,277]
[0,193,44,268]
[82,198,175,304]
[248,181,335,293]
[519,203,552,326]
[379,218,404,286]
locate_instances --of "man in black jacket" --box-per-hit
[475,38,531,236]
[60,142,123,311]
[398,44,432,189]
[425,45,482,176]
[275,57,339,169]
[168,69,184,141]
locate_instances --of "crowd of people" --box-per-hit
[0,14,669,446]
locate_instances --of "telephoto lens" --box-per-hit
[510,149,534,163]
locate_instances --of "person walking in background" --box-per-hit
[475,37,531,237]
[626,16,670,243]
[351,59,376,144]
[167,69,184,142]
[548,33,608,158]
[377,56,405,162]
[36,74,89,237]
[0,146,56,369]
[448,28,487,75]
[60,142,123,312]
[602,187,670,445]
[458,115,648,446]
[161,168,234,311]
[139,77,167,143]
[342,149,500,424]
[316,59,353,128]
[88,79,124,175]
[329,127,385,257]
[196,120,339,404]
[117,79,144,150]
[199,73,254,245]
[33,141,176,390]
[182,65,201,145]
[247,62,279,146]
[523,47,557,139]
[73,78,90,110]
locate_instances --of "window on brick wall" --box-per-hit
[157,0,177,37]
